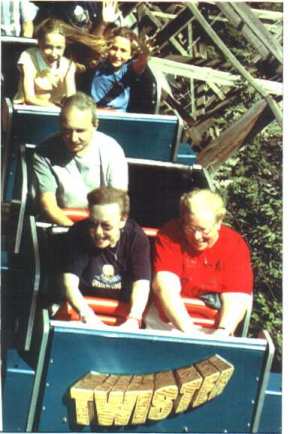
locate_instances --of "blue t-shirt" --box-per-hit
[90,61,136,111]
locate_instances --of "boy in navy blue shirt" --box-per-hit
[90,27,150,111]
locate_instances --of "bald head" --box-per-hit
[180,189,226,223]
[180,190,226,251]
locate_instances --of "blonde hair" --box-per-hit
[36,18,66,42]
[35,18,107,58]
[180,189,226,222]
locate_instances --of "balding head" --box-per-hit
[180,189,226,223]
[60,92,99,128]
[180,189,226,251]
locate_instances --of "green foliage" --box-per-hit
[251,292,282,370]
[213,121,282,370]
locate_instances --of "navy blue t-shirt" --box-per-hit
[63,218,151,301]
[90,61,137,111]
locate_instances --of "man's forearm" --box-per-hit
[218,292,252,334]
[158,288,194,332]
[153,273,194,333]
[40,198,74,226]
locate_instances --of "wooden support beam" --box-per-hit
[217,3,270,59]
[197,99,272,172]
[141,4,188,56]
[148,57,282,96]
[231,3,283,63]
[215,3,243,28]
[149,57,241,86]
[154,6,195,49]
[185,2,282,125]
[251,8,282,22]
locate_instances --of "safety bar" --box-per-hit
[14,144,36,254]
[24,215,41,351]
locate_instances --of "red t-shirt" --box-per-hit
[153,219,253,298]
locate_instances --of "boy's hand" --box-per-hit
[136,35,160,61]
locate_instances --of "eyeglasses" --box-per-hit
[182,220,216,237]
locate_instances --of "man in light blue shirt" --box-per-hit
[33,92,128,226]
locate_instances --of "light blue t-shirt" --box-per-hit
[33,131,128,208]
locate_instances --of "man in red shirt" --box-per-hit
[147,189,253,337]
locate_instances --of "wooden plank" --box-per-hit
[152,11,176,20]
[231,2,283,63]
[154,6,195,49]
[185,2,282,125]
[197,99,269,171]
[149,57,282,96]
[141,4,188,56]
[251,8,282,21]
[216,3,243,28]
[217,3,270,59]
[149,57,241,86]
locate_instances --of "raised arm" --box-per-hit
[153,271,198,333]
[132,36,157,75]
[132,52,149,75]
[64,61,76,97]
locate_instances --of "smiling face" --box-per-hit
[182,209,221,251]
[61,106,95,155]
[88,203,126,249]
[39,31,66,65]
[107,36,132,69]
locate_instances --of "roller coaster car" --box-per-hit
[2,141,282,432]
[1,39,282,434]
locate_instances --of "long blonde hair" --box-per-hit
[35,18,107,60]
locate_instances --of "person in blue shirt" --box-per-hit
[90,27,150,112]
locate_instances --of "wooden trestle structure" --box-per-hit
[122,1,282,172]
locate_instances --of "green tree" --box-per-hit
[213,121,282,370]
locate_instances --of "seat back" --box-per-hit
[128,158,208,227]
[3,104,196,201]
[9,106,184,161]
